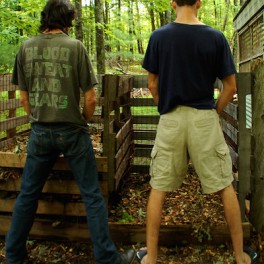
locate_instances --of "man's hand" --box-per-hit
[83,87,97,121]
[148,72,159,105]
[216,74,236,114]
[20,90,31,116]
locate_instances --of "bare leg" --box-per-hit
[141,188,166,264]
[220,185,251,264]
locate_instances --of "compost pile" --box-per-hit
[0,125,103,157]
[109,165,225,227]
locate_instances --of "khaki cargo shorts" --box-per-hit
[149,106,233,194]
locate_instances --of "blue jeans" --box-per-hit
[6,123,121,264]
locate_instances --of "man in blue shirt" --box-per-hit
[137,0,254,263]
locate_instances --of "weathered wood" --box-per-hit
[0,177,108,196]
[131,164,150,174]
[131,98,155,106]
[0,98,21,111]
[250,62,264,232]
[0,198,87,216]
[0,75,16,92]
[115,145,133,188]
[133,115,160,125]
[0,116,29,132]
[0,215,251,245]
[234,0,263,31]
[117,75,133,97]
[237,73,253,222]
[221,111,238,130]
[115,119,132,151]
[132,75,148,88]
[0,152,108,173]
[115,133,133,169]
[133,130,156,141]
[134,148,152,157]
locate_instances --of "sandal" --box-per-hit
[136,249,147,263]
[244,245,258,264]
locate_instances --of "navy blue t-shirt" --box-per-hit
[142,22,236,114]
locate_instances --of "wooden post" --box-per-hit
[250,62,264,231]
[7,90,16,138]
[103,75,119,192]
[236,73,252,222]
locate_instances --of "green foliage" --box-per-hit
[118,211,134,223]
[0,44,18,73]
[0,0,241,74]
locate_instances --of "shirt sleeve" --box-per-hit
[11,46,28,91]
[78,42,98,92]
[216,33,237,80]
[142,33,159,74]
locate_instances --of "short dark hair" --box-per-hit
[173,0,198,6]
[39,0,76,33]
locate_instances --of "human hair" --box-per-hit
[173,0,198,6]
[39,0,76,33]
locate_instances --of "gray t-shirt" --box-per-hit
[12,33,97,127]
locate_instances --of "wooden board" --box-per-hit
[0,152,108,173]
[0,75,16,92]
[0,98,21,111]
[0,116,29,132]
[0,177,108,197]
[0,215,251,245]
[0,198,87,216]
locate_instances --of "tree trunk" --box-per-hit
[135,0,144,54]
[149,1,156,31]
[222,0,230,32]
[128,0,134,54]
[104,0,111,52]
[94,0,106,74]
[75,0,83,42]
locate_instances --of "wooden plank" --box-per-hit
[0,99,21,111]
[0,75,16,92]
[117,75,133,97]
[0,152,108,173]
[250,62,264,232]
[132,75,148,88]
[0,138,15,149]
[221,111,238,130]
[0,216,251,245]
[116,119,132,151]
[237,72,252,222]
[134,130,156,141]
[115,136,133,170]
[134,148,152,157]
[133,115,160,125]
[0,178,108,197]
[0,116,29,132]
[131,164,150,174]
[0,198,87,216]
[115,145,133,188]
[221,119,238,145]
[131,98,155,106]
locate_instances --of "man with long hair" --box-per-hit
[6,1,135,263]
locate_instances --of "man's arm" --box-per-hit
[83,87,97,121]
[20,90,31,116]
[216,74,236,114]
[148,72,159,105]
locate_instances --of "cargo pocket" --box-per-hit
[215,143,232,177]
[149,147,158,177]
